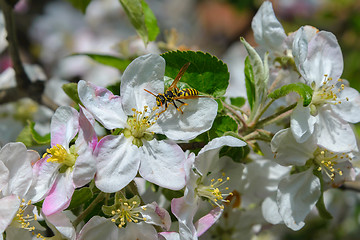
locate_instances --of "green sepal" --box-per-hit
[268,82,313,107]
[161,51,230,97]
[66,187,93,210]
[118,0,159,45]
[66,0,91,13]
[62,83,81,105]
[71,53,131,72]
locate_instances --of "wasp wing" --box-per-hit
[168,62,191,91]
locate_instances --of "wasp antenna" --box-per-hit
[144,89,157,97]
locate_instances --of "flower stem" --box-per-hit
[72,192,106,228]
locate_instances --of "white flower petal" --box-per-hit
[95,135,139,193]
[46,211,76,240]
[0,160,9,192]
[316,107,358,152]
[42,172,75,216]
[26,158,58,203]
[171,196,199,240]
[331,87,360,123]
[271,128,316,166]
[292,26,319,68]
[72,148,96,188]
[118,222,159,240]
[51,106,79,147]
[158,232,180,240]
[251,1,286,53]
[141,202,171,231]
[78,80,127,129]
[301,31,343,87]
[77,216,120,240]
[262,195,283,225]
[0,195,20,234]
[194,136,246,176]
[153,98,218,141]
[140,140,186,190]
[290,102,316,143]
[120,54,165,114]
[277,168,321,230]
[0,142,33,197]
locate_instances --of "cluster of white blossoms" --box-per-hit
[1,1,360,240]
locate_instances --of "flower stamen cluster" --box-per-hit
[313,148,351,181]
[43,144,78,168]
[13,198,45,239]
[123,106,158,147]
[109,199,147,228]
[196,173,233,209]
[311,75,348,106]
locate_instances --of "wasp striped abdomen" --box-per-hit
[177,88,199,97]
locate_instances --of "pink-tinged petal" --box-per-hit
[77,106,97,151]
[301,31,343,88]
[271,128,316,166]
[120,54,165,114]
[0,160,9,192]
[77,216,120,240]
[95,135,139,193]
[171,196,199,240]
[26,157,58,203]
[277,168,321,231]
[118,222,159,240]
[141,202,171,231]
[251,1,286,53]
[139,140,186,190]
[72,148,96,188]
[0,142,33,198]
[316,107,358,152]
[46,211,76,240]
[195,136,246,176]
[331,87,360,123]
[42,172,75,216]
[153,98,218,141]
[51,106,79,147]
[0,195,20,233]
[195,207,223,237]
[290,102,316,143]
[78,80,127,129]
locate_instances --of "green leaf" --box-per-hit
[268,82,313,106]
[141,0,160,42]
[230,97,246,108]
[67,187,93,210]
[29,122,50,145]
[16,121,50,147]
[66,0,91,13]
[72,53,131,72]
[62,83,81,105]
[161,51,230,97]
[119,0,159,45]
[16,124,34,147]
[162,188,184,201]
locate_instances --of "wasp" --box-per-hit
[144,62,201,114]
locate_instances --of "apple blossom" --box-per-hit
[291,27,360,152]
[78,53,218,193]
[33,106,97,216]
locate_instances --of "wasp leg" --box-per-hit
[171,100,183,114]
[175,99,188,113]
[158,101,169,115]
